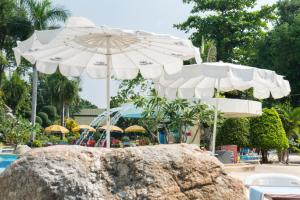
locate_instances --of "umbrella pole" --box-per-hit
[106,36,112,148]
[212,79,220,155]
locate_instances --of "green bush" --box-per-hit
[41,105,57,121]
[67,132,80,144]
[217,118,250,147]
[250,108,289,162]
[35,116,43,125]
[65,118,78,131]
[32,140,43,147]
[2,118,36,146]
[59,137,68,144]
[37,112,49,127]
[38,112,48,121]
[24,111,31,119]
[48,135,61,145]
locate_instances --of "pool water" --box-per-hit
[0,154,18,172]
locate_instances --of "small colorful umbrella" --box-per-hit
[72,125,96,132]
[125,125,146,133]
[45,125,69,134]
[99,125,123,133]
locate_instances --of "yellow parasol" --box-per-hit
[72,125,96,132]
[44,125,69,134]
[125,125,146,133]
[100,125,123,133]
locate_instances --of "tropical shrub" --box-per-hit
[3,118,39,147]
[66,132,80,144]
[217,118,250,147]
[65,118,78,131]
[48,135,61,145]
[1,72,30,115]
[250,108,289,163]
[35,116,43,126]
[41,105,57,121]
[32,140,43,147]
[37,112,49,127]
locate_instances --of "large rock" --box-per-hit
[0,144,246,200]
[14,145,31,156]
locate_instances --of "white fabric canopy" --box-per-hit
[155,62,291,100]
[154,62,290,154]
[13,17,197,80]
[13,16,197,148]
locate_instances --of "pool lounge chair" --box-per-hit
[245,173,300,200]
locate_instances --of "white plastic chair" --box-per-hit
[245,173,300,187]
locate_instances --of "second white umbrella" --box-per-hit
[155,62,291,154]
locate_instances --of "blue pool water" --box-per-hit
[0,154,18,172]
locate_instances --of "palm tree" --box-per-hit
[47,72,79,126]
[133,90,166,135]
[20,0,69,139]
[163,99,191,142]
[276,104,300,163]
[0,0,31,86]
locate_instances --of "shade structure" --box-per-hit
[45,125,69,134]
[125,125,146,133]
[13,16,197,148]
[155,62,290,100]
[72,125,96,132]
[155,62,291,154]
[99,125,123,133]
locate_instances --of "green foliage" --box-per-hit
[275,103,300,152]
[35,115,42,125]
[47,71,80,125]
[253,0,300,105]
[2,117,40,146]
[37,112,48,126]
[217,118,250,147]
[66,132,80,144]
[70,98,97,116]
[277,0,300,25]
[21,0,70,30]
[250,108,289,151]
[32,140,43,147]
[0,0,31,51]
[41,105,57,120]
[65,118,78,131]
[134,90,166,134]
[48,135,61,144]
[134,90,217,143]
[1,72,30,115]
[176,0,275,63]
[111,73,150,108]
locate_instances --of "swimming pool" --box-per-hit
[0,154,18,173]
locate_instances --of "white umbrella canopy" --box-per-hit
[13,16,197,148]
[14,17,197,79]
[155,62,290,100]
[154,62,291,154]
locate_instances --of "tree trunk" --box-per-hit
[277,150,283,163]
[65,105,70,119]
[261,150,268,163]
[30,65,38,140]
[0,64,6,86]
[285,149,289,164]
[60,101,65,126]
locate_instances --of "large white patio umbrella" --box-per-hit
[155,62,291,154]
[13,17,197,148]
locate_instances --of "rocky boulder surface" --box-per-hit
[14,145,31,156]
[0,144,246,200]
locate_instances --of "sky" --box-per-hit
[52,0,278,108]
